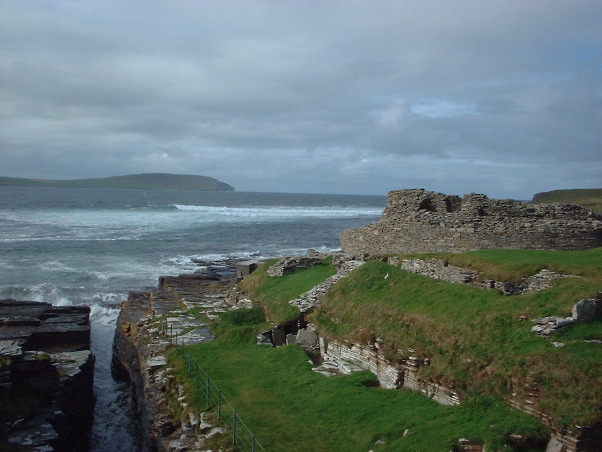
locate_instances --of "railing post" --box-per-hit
[218,390,222,421]
[206,376,211,407]
[233,410,237,445]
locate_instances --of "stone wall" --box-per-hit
[341,189,602,255]
[317,336,461,406]
[266,256,323,277]
[391,256,571,295]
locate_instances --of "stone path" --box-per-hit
[289,259,365,313]
[151,272,235,346]
[114,268,242,452]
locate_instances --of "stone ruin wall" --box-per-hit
[340,189,602,256]
[318,337,461,406]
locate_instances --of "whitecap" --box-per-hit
[172,204,382,218]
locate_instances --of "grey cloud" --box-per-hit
[1,0,601,198]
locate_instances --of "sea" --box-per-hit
[0,185,386,451]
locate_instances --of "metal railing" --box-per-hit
[162,319,264,451]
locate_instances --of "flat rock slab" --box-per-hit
[0,299,91,352]
[0,326,38,341]
[53,350,93,378]
[0,339,26,357]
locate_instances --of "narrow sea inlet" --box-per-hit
[0,186,385,450]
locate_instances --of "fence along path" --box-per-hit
[159,306,265,451]
[175,343,264,452]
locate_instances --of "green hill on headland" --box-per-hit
[0,173,234,191]
[532,188,602,213]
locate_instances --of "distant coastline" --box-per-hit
[0,173,234,192]
[531,188,602,213]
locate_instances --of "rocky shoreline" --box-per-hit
[111,264,239,452]
[5,250,598,451]
[0,299,95,451]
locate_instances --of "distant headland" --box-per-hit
[0,173,235,192]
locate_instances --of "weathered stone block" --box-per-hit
[296,328,318,348]
[572,298,596,323]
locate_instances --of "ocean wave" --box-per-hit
[90,304,122,326]
[172,204,382,218]
[165,245,342,269]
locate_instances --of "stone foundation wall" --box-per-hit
[341,189,602,255]
[392,256,570,295]
[318,337,460,406]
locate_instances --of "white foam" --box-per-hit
[90,304,121,326]
[172,204,382,218]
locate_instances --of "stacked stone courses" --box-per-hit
[341,189,602,255]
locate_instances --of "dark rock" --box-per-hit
[0,299,94,451]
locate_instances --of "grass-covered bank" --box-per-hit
[174,342,548,451]
[237,257,337,324]
[312,248,602,429]
[171,247,600,449]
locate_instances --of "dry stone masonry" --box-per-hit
[392,256,571,295]
[315,337,461,406]
[265,255,323,277]
[287,258,364,314]
[341,189,602,255]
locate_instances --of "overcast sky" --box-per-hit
[1,1,600,199]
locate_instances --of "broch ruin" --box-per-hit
[341,189,602,256]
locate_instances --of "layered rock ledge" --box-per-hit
[111,268,237,452]
[0,299,95,451]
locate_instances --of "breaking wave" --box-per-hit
[172,204,382,218]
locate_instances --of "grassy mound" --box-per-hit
[237,257,337,324]
[173,248,600,450]
[312,248,602,428]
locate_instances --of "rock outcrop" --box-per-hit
[341,189,602,255]
[0,299,95,451]
[111,269,237,452]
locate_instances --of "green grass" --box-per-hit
[310,248,602,428]
[210,306,269,344]
[172,247,600,449]
[406,247,602,282]
[176,343,548,452]
[238,258,337,324]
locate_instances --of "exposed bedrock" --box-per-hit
[0,299,95,451]
[111,270,237,452]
